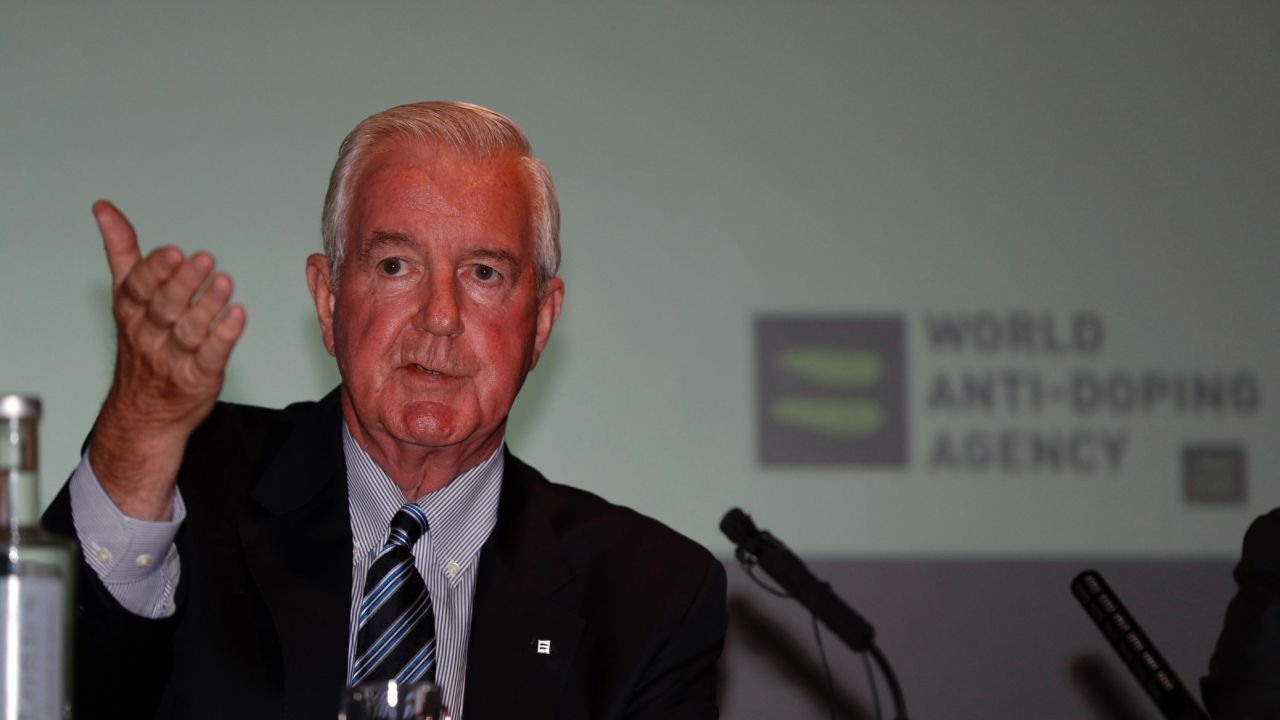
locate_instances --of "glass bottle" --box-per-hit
[0,395,74,719]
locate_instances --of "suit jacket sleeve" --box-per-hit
[1204,509,1280,719]
[622,552,727,719]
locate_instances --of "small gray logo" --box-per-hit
[1183,445,1247,505]
[757,315,907,466]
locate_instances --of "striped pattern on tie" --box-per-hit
[351,503,437,685]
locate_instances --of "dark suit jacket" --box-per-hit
[44,390,727,719]
[1204,509,1280,719]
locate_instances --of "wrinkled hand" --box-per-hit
[87,201,246,520]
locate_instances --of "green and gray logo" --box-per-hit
[757,315,907,466]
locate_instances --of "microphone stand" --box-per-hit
[723,509,910,720]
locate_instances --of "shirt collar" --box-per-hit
[343,423,504,584]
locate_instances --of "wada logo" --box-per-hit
[757,315,908,466]
[1183,445,1247,505]
[769,349,885,436]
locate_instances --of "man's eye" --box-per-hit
[473,264,500,282]
[378,258,407,276]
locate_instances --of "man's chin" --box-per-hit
[395,403,469,447]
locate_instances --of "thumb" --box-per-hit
[93,200,142,287]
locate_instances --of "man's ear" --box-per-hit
[529,276,565,371]
[305,253,337,357]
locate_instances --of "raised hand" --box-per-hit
[87,201,246,520]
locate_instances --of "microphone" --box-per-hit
[719,507,763,552]
[1071,570,1208,720]
[720,508,874,652]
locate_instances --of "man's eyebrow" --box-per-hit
[357,230,415,264]
[467,248,520,266]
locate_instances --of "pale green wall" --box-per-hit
[2,1,1277,557]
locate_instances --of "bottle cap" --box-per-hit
[0,395,41,421]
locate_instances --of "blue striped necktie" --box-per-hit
[351,502,437,685]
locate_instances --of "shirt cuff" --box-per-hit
[69,451,184,617]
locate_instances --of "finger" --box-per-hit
[93,200,142,287]
[195,303,246,374]
[171,272,233,350]
[120,245,184,310]
[146,253,214,327]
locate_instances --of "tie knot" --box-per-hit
[385,503,429,549]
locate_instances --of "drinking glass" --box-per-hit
[337,679,448,720]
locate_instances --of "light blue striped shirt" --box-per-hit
[343,425,502,720]
[68,422,504,720]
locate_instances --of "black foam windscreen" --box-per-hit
[1071,570,1208,720]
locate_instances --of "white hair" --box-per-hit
[321,101,561,295]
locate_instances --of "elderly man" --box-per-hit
[45,102,726,719]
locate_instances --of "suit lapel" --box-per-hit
[238,390,352,716]
[464,453,584,719]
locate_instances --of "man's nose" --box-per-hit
[417,275,462,336]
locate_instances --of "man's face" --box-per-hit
[308,138,563,463]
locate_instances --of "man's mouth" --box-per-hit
[408,363,467,380]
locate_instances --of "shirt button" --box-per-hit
[352,545,361,558]
[94,547,112,565]
[135,553,154,568]
[445,561,461,579]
